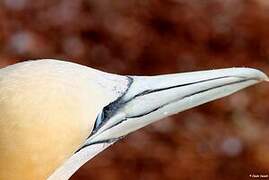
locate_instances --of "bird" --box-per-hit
[0,59,267,180]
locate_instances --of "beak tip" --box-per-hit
[254,69,269,82]
[237,67,269,82]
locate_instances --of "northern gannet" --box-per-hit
[0,59,267,180]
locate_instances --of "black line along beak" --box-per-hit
[83,67,268,148]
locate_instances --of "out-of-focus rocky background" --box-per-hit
[0,0,269,179]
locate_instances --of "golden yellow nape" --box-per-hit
[0,60,128,180]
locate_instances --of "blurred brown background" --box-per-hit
[0,0,269,179]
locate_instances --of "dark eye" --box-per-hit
[93,110,104,132]
[91,98,125,135]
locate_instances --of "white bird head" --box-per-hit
[0,59,267,180]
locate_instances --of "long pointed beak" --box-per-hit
[50,67,268,180]
[87,67,268,144]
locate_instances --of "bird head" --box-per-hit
[0,59,267,180]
